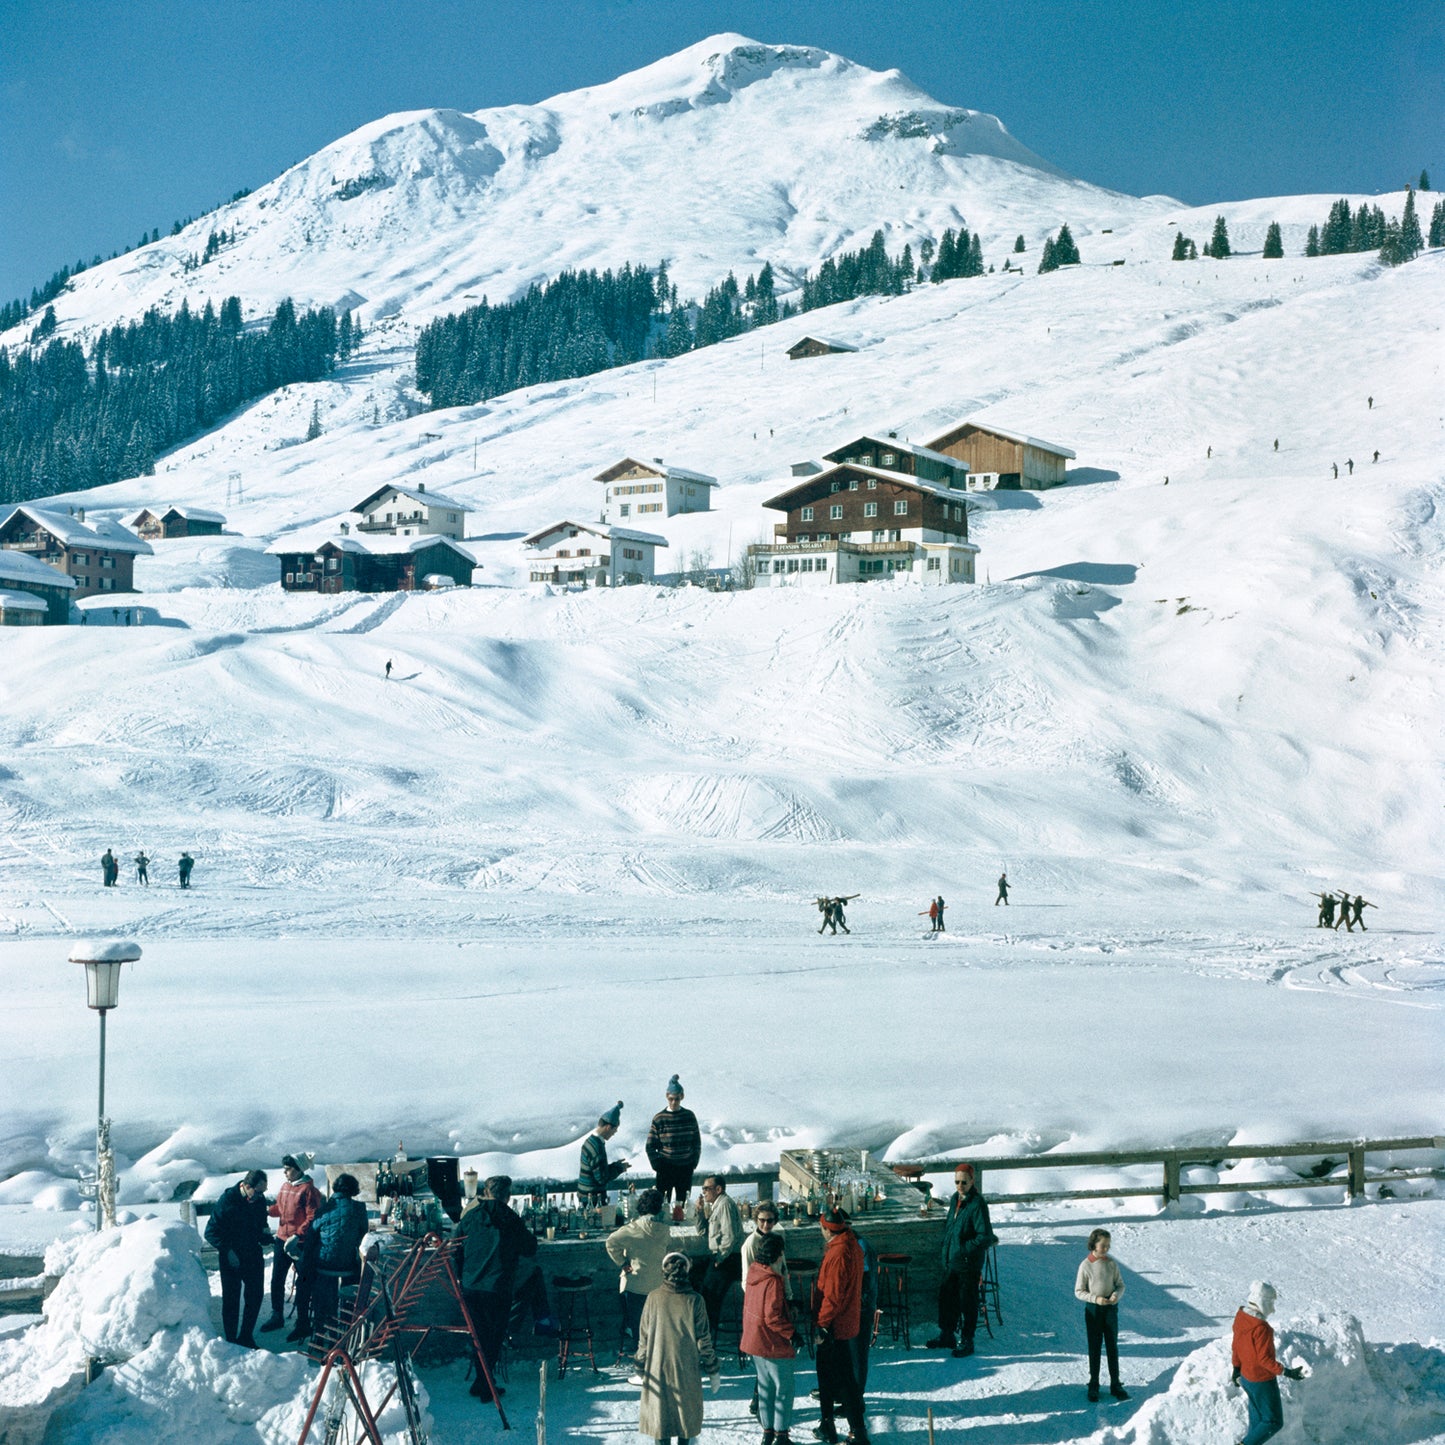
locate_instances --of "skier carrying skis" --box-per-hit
[995,872,1010,906]
[1313,893,1336,929]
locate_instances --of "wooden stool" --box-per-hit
[876,1253,913,1349]
[552,1275,598,1378]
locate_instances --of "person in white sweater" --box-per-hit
[1073,1229,1130,1403]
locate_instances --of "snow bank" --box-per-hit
[0,1217,430,1445]
[1095,1312,1445,1444]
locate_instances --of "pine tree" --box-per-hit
[1420,169,1430,191]
[1014,234,1026,252]
[1187,239,1198,260]
[1321,200,1352,255]
[1378,219,1405,267]
[1428,199,1445,248]
[1171,230,1191,260]
[1053,223,1080,266]
[1305,224,1320,258]
[1038,236,1058,274]
[306,402,322,441]
[1262,221,1283,259]
[1208,215,1231,259]
[919,237,935,274]
[1400,186,1423,260]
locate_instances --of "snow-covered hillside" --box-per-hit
[4,34,1180,343]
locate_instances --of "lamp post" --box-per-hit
[69,939,140,1231]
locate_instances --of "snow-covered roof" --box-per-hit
[265,530,476,563]
[68,939,143,963]
[1,506,154,555]
[0,588,47,611]
[594,458,718,487]
[354,483,473,514]
[926,420,1076,460]
[822,435,969,472]
[130,505,227,525]
[0,550,77,588]
[763,462,980,511]
[787,335,859,353]
[523,520,669,549]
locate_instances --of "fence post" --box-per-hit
[536,1359,547,1445]
[1162,1155,1181,1205]
[1347,1147,1366,1200]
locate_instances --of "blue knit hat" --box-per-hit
[666,1075,683,1098]
[600,1101,623,1128]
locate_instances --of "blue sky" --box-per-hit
[0,0,1439,302]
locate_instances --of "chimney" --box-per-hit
[77,509,86,523]
[417,483,425,492]
[340,522,350,535]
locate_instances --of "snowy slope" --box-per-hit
[3,35,1178,343]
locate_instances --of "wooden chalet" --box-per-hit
[925,421,1076,490]
[787,335,860,360]
[0,505,152,599]
[523,520,668,587]
[749,457,978,588]
[0,549,77,625]
[353,482,471,540]
[594,458,717,524]
[129,505,226,539]
[268,525,477,594]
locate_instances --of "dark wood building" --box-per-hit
[0,505,152,598]
[787,335,860,360]
[269,531,477,594]
[0,549,79,625]
[130,505,226,539]
[925,422,1075,490]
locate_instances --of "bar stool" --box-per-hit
[978,1244,1002,1338]
[876,1254,913,1349]
[552,1274,598,1378]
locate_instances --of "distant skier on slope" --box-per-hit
[995,872,1010,906]
[178,852,195,889]
[1313,893,1336,928]
[1346,895,1375,930]
[101,849,118,887]
[385,659,393,680]
[134,851,149,886]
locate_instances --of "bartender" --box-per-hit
[578,1101,629,1206]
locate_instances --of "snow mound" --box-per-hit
[1096,1312,1445,1444]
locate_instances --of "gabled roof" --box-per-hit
[0,549,77,588]
[763,462,978,512]
[822,435,969,472]
[130,505,227,525]
[926,420,1076,460]
[522,520,669,549]
[353,482,473,514]
[0,587,48,611]
[265,530,476,563]
[787,335,859,354]
[0,506,154,555]
[594,457,718,487]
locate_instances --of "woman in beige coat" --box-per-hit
[607,1187,672,1353]
[637,1252,720,1444]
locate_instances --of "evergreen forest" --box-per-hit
[0,298,341,505]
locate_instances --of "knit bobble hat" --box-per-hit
[820,1207,851,1233]
[601,1101,623,1129]
[666,1075,684,1097]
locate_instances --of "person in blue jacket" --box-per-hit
[295,1172,369,1341]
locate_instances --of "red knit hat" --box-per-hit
[821,1207,851,1233]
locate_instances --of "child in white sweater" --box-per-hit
[1074,1229,1130,1403]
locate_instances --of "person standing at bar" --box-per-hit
[812,1207,868,1445]
[646,1075,701,1206]
[928,1163,996,1357]
[579,1101,630,1206]
[206,1169,271,1348]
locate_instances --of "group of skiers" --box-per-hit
[818,875,1011,936]
[1313,890,1374,931]
[99,848,193,888]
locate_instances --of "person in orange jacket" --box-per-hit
[1231,1281,1303,1445]
[812,1208,867,1445]
[261,1154,323,1335]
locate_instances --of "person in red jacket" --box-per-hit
[1231,1281,1303,1445]
[260,1154,322,1335]
[812,1208,868,1445]
[741,1232,797,1445]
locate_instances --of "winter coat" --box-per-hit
[940,1187,995,1276]
[607,1213,673,1297]
[740,1226,789,1293]
[269,1176,323,1241]
[206,1184,271,1264]
[813,1227,863,1340]
[698,1190,742,1262]
[454,1196,537,1294]
[741,1260,796,1358]
[312,1195,369,1274]
[1074,1254,1124,1304]
[646,1106,701,1171]
[636,1282,718,1440]
[1232,1307,1284,1382]
[579,1132,628,1196]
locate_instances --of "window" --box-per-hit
[73,553,88,565]
[867,478,877,489]
[449,512,458,522]
[927,557,941,571]
[817,557,829,570]
[830,504,843,520]
[385,512,393,521]
[882,452,896,467]
[578,548,591,557]
[951,557,961,573]
[864,502,878,517]
[830,481,842,493]
[100,577,115,591]
[894,499,909,515]
[787,559,799,573]
[100,555,115,569]
[286,573,294,585]
[756,560,770,574]
[849,478,859,491]
[802,506,814,521]
[619,504,630,518]
[328,558,340,571]
[801,558,813,572]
